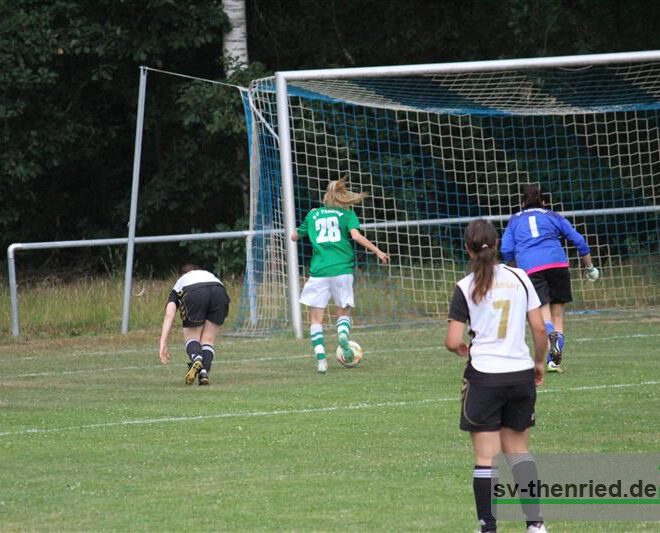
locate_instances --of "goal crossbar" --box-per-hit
[277,50,660,80]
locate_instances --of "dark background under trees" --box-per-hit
[2,0,660,279]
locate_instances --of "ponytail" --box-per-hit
[464,220,499,303]
[323,177,367,208]
[521,183,545,209]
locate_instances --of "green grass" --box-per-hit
[0,308,658,531]
[0,276,244,342]
[2,262,657,342]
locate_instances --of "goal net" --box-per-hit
[236,52,660,335]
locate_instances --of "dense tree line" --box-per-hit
[2,0,659,277]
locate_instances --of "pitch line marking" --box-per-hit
[2,332,658,364]
[0,380,657,438]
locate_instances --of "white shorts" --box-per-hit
[299,274,355,309]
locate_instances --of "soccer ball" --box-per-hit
[336,340,363,368]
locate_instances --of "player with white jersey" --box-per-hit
[445,219,549,533]
[501,184,599,372]
[158,264,230,385]
[291,178,389,373]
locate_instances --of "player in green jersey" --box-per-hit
[291,178,390,373]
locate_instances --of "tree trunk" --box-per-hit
[223,0,249,76]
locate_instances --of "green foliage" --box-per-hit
[180,218,249,279]
[246,0,660,69]
[2,0,660,278]
[0,0,233,271]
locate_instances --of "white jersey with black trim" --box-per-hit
[172,270,223,292]
[455,264,541,374]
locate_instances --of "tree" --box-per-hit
[223,0,249,75]
[0,1,241,273]
[222,0,250,214]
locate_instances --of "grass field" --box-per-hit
[1,307,658,532]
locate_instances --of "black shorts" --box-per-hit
[179,284,230,328]
[529,267,572,305]
[460,379,537,432]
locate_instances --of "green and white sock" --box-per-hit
[310,324,325,360]
[336,316,352,350]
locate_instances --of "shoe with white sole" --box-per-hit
[547,360,564,373]
[317,358,328,374]
[527,522,547,533]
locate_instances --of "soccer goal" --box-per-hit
[237,51,660,337]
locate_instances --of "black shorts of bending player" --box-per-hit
[178,284,230,328]
[529,267,572,305]
[460,379,536,432]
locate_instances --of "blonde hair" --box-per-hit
[322,177,367,208]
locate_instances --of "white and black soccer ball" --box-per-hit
[336,341,363,368]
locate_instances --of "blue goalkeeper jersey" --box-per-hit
[501,208,590,274]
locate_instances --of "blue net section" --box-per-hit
[236,64,660,334]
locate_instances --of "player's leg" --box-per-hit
[309,307,327,373]
[198,321,220,385]
[528,273,558,369]
[182,325,204,385]
[500,379,545,532]
[546,303,565,371]
[336,307,353,361]
[502,429,545,532]
[300,277,331,373]
[461,381,506,533]
[196,285,230,385]
[547,268,572,371]
[332,274,355,362]
[179,288,210,384]
[470,431,502,533]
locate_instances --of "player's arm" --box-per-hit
[527,306,547,386]
[558,215,592,256]
[500,220,516,263]
[291,214,309,242]
[159,301,177,365]
[580,252,599,281]
[349,228,390,264]
[445,285,470,357]
[445,319,469,357]
[557,216,599,281]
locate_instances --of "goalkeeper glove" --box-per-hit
[585,264,599,282]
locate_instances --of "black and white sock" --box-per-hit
[185,339,202,363]
[473,464,498,532]
[509,453,543,526]
[201,344,214,372]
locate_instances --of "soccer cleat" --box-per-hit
[198,370,209,386]
[526,522,547,533]
[185,356,203,385]
[547,360,564,373]
[548,331,562,366]
[317,357,328,374]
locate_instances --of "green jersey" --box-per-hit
[297,206,360,277]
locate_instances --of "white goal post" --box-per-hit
[238,50,660,338]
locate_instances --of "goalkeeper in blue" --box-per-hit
[501,184,599,372]
[291,178,390,374]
